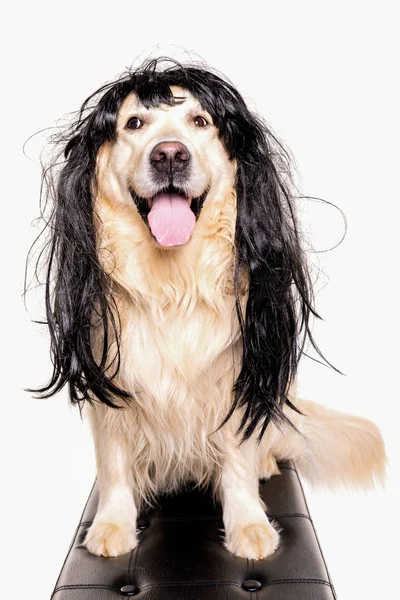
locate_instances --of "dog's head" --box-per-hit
[108,85,235,248]
[33,59,323,440]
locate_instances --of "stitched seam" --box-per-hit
[252,557,256,599]
[267,578,332,586]
[127,547,135,573]
[53,581,243,592]
[138,581,247,589]
[80,513,310,527]
[51,585,122,596]
[292,467,337,598]
[50,480,97,600]
[53,578,335,592]
[130,514,142,578]
[127,579,335,590]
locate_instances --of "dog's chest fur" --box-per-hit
[110,293,243,500]
[121,297,240,404]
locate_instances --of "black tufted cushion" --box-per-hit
[50,461,336,599]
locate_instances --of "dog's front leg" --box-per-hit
[83,406,138,557]
[218,431,280,560]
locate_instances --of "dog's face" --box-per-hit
[103,86,236,247]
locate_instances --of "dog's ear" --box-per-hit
[220,120,327,442]
[28,105,131,409]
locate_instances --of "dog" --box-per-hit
[32,58,386,560]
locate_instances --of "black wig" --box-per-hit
[28,57,331,441]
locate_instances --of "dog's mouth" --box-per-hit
[130,185,208,247]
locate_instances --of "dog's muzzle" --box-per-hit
[130,141,207,248]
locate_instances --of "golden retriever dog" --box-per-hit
[30,58,386,560]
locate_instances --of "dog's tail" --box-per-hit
[274,398,387,490]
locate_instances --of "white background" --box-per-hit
[2,1,399,598]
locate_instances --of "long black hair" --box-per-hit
[27,57,333,441]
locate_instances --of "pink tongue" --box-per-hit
[148,192,196,247]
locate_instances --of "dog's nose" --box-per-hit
[150,141,190,173]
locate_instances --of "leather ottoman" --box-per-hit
[51,461,337,599]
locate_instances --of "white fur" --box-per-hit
[83,89,387,559]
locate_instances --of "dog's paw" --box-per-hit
[259,454,281,480]
[225,520,280,560]
[83,520,138,557]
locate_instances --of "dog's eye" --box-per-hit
[194,116,208,128]
[126,116,143,130]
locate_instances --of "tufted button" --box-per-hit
[136,519,150,530]
[120,584,140,595]
[242,579,262,592]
